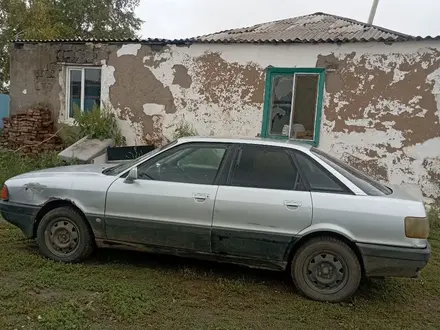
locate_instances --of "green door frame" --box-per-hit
[260,67,326,146]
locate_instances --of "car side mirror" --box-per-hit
[124,167,138,183]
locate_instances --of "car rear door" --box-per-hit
[211,144,313,262]
[104,142,233,252]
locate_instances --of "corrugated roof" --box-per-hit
[12,12,440,45]
[12,37,186,44]
[196,12,414,43]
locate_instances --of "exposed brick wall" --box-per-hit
[0,107,63,155]
[9,42,116,118]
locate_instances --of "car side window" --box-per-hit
[137,144,227,185]
[229,145,301,190]
[294,151,347,193]
[177,148,225,168]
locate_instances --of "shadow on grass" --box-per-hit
[91,247,399,303]
[18,239,402,303]
[93,247,289,284]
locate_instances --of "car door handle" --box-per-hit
[284,201,302,210]
[193,193,209,203]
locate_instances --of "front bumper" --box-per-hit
[357,242,431,278]
[0,200,39,238]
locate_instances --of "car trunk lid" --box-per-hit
[386,183,424,202]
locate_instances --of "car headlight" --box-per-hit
[405,216,430,239]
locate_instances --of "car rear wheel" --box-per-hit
[36,206,95,263]
[291,236,361,302]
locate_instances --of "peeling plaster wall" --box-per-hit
[9,42,116,119]
[9,40,440,201]
[314,42,440,202]
[98,43,267,147]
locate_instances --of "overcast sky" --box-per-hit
[138,0,440,39]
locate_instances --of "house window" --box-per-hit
[261,68,325,146]
[66,67,102,118]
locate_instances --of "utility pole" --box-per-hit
[367,0,379,24]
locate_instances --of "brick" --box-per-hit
[0,106,63,154]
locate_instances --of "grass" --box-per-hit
[0,151,440,329]
[428,203,440,231]
[0,223,439,330]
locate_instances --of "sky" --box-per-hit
[138,0,440,39]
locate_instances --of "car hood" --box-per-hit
[10,163,117,180]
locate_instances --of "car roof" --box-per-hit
[176,136,313,152]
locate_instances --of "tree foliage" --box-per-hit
[0,0,143,93]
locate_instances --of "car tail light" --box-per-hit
[405,216,430,239]
[1,185,8,201]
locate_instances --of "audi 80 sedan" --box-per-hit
[0,137,431,302]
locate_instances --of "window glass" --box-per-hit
[178,148,225,168]
[290,74,319,140]
[230,145,299,190]
[294,151,346,193]
[102,140,178,176]
[69,69,82,117]
[311,148,392,196]
[68,68,102,118]
[269,75,293,136]
[84,69,101,112]
[264,69,322,143]
[138,146,227,185]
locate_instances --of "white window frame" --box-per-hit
[65,66,102,123]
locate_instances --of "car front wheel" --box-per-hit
[291,236,361,302]
[36,206,95,263]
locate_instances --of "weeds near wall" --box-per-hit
[58,123,81,147]
[428,203,440,231]
[63,103,126,146]
[173,120,198,139]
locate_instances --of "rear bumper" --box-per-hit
[357,242,431,278]
[0,201,39,238]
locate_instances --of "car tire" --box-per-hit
[291,236,361,302]
[36,206,95,263]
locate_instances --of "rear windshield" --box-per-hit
[311,147,392,196]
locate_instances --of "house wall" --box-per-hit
[9,40,440,201]
[9,42,117,117]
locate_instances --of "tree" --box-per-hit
[0,0,143,93]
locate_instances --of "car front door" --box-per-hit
[104,142,232,252]
[212,144,313,262]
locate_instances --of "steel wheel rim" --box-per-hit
[44,218,80,257]
[303,251,348,294]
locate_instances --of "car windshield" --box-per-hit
[102,140,178,176]
[311,147,392,196]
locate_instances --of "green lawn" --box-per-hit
[0,220,439,330]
